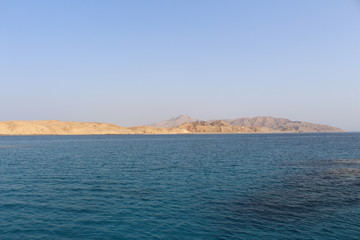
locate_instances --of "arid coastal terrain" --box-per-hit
[0,115,343,135]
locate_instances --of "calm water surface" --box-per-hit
[1,133,360,239]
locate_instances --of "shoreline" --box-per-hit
[0,131,347,136]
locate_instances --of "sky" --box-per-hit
[0,0,359,130]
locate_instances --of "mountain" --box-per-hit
[150,114,198,128]
[177,120,272,133]
[151,115,344,133]
[0,116,344,136]
[226,116,343,132]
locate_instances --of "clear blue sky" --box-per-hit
[1,0,359,130]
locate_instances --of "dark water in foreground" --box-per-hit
[0,133,360,239]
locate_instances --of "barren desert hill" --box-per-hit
[0,120,192,135]
[0,120,134,135]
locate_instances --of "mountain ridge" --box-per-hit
[150,115,343,133]
[0,115,343,135]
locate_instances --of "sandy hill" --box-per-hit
[0,120,191,135]
[0,120,134,135]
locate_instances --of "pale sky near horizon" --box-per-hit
[1,0,359,130]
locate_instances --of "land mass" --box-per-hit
[0,115,343,135]
[151,115,343,133]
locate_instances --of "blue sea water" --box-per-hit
[0,133,360,239]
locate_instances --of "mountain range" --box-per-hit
[150,115,343,133]
[0,115,343,135]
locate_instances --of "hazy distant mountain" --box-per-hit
[152,115,343,133]
[177,120,272,133]
[150,114,198,128]
[225,116,343,132]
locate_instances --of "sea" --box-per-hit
[0,133,359,239]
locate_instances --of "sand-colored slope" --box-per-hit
[0,120,134,135]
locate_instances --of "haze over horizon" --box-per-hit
[1,1,359,131]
